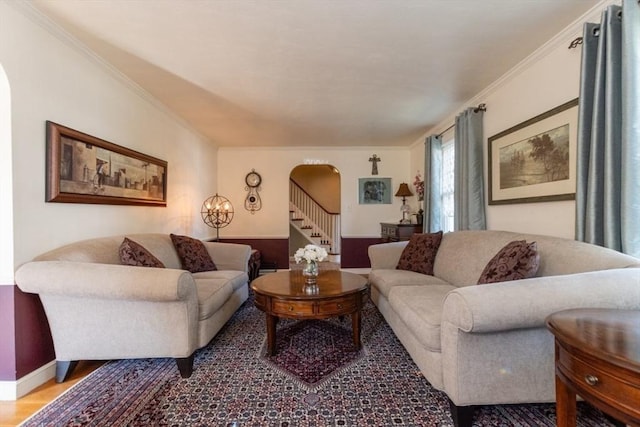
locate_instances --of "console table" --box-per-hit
[380,223,422,242]
[546,308,640,427]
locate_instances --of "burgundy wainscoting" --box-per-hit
[219,238,290,270]
[340,238,383,268]
[0,285,17,380]
[13,286,55,378]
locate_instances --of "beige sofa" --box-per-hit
[15,233,251,382]
[368,230,640,427]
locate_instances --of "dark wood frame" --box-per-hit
[488,98,578,205]
[46,121,167,206]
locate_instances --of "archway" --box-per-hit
[0,63,13,284]
[288,164,341,265]
[0,62,16,395]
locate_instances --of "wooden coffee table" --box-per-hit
[251,270,369,356]
[546,308,640,427]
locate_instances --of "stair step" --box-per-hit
[291,218,304,221]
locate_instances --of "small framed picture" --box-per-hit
[358,177,392,204]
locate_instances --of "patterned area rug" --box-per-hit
[259,319,365,389]
[23,294,615,426]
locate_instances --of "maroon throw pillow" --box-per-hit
[170,234,217,273]
[477,240,540,284]
[119,237,165,268]
[396,231,443,275]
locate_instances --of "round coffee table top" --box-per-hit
[546,308,640,373]
[251,270,368,299]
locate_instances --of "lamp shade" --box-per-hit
[394,183,413,198]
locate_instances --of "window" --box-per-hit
[441,137,454,232]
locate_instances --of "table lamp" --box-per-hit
[395,183,413,224]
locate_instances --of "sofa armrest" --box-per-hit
[368,241,408,270]
[15,261,196,301]
[203,242,251,272]
[442,268,640,333]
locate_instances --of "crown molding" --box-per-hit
[9,1,213,145]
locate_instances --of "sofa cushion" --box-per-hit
[118,237,165,268]
[192,270,248,292]
[369,269,450,299]
[170,234,217,273]
[388,284,456,351]
[477,240,540,284]
[396,231,443,275]
[195,278,234,320]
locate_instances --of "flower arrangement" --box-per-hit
[413,171,425,201]
[294,244,328,264]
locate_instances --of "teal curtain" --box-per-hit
[454,108,486,230]
[424,135,442,232]
[576,0,640,257]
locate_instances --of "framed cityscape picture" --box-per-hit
[488,98,578,205]
[46,121,167,206]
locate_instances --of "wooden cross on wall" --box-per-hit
[369,154,381,175]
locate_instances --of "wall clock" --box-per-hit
[244,169,262,214]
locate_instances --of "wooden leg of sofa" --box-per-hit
[175,354,194,378]
[448,398,475,427]
[55,360,79,383]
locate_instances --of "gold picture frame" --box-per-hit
[488,98,578,205]
[46,121,167,206]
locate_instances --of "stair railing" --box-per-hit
[289,180,341,254]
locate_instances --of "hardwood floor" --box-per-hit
[0,361,103,427]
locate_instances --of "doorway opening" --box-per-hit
[288,164,341,267]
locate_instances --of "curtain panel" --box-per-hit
[576,0,640,257]
[454,108,486,231]
[424,135,443,232]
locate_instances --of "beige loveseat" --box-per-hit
[368,230,640,427]
[15,234,251,382]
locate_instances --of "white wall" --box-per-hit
[217,147,411,239]
[481,34,584,238]
[0,64,13,284]
[410,1,612,239]
[1,3,218,266]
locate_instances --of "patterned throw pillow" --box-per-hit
[170,234,217,273]
[119,237,165,268]
[477,240,540,284]
[396,231,443,275]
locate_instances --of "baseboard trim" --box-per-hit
[0,360,55,401]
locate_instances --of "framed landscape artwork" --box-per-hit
[358,177,392,204]
[488,98,579,205]
[46,121,168,206]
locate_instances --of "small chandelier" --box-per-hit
[201,194,234,241]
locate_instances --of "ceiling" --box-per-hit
[30,0,599,148]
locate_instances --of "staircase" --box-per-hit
[289,180,341,256]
